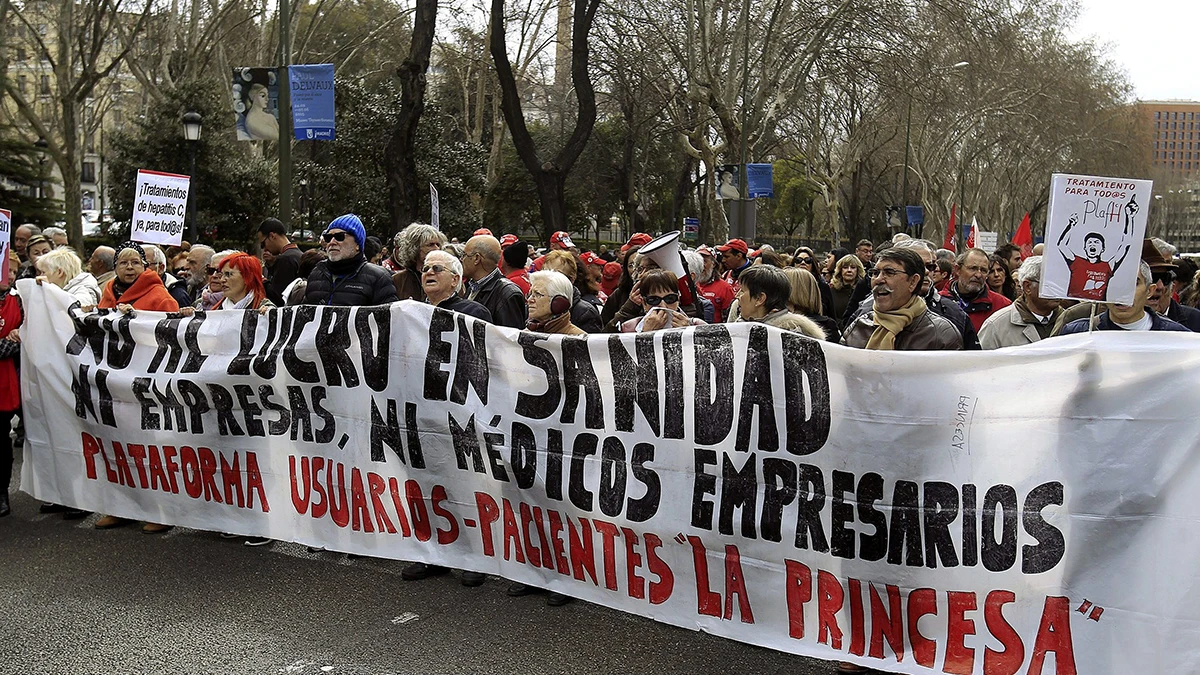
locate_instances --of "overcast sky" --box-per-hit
[1071,0,1198,101]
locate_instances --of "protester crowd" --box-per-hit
[2,216,1197,667]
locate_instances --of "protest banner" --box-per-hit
[289,64,335,141]
[232,67,281,142]
[1041,173,1152,305]
[130,170,190,247]
[430,183,440,229]
[19,281,1200,674]
[0,208,10,278]
[977,231,998,253]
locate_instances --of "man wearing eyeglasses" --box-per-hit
[842,247,962,350]
[844,239,980,350]
[303,214,398,306]
[940,247,1012,333]
[419,250,491,322]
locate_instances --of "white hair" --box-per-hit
[393,223,447,268]
[894,238,936,254]
[1015,255,1043,284]
[530,270,574,302]
[35,247,83,280]
[682,250,704,278]
[141,244,167,268]
[43,226,68,241]
[1138,260,1152,286]
[191,244,215,262]
[891,232,911,243]
[425,249,462,278]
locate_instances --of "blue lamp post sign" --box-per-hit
[289,64,336,140]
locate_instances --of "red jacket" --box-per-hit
[0,293,22,412]
[940,284,1011,333]
[699,278,736,322]
[99,270,181,312]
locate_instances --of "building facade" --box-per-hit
[1142,100,1200,178]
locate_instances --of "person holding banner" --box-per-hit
[34,248,101,307]
[1060,261,1190,334]
[619,269,706,332]
[525,270,585,335]
[419,250,490,322]
[94,243,179,532]
[218,254,275,311]
[842,247,962,350]
[732,266,824,338]
[305,215,397,307]
[0,251,22,517]
[97,243,181,315]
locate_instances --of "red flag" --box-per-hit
[1012,212,1033,259]
[966,216,978,248]
[943,204,957,252]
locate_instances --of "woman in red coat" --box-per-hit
[0,251,22,517]
[97,242,180,313]
[94,242,178,532]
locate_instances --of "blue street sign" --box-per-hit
[289,64,336,140]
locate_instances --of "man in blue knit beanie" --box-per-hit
[304,214,398,306]
[325,214,367,252]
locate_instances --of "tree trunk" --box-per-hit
[384,0,437,236]
[489,0,601,240]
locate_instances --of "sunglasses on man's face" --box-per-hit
[206,266,220,276]
[645,293,679,307]
[1152,271,1176,285]
[322,231,349,243]
[422,264,450,275]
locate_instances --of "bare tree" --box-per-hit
[490,0,602,237]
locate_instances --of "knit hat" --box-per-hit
[326,214,366,251]
[114,240,148,266]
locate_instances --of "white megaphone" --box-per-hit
[638,230,686,277]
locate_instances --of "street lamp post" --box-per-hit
[900,61,969,236]
[182,111,203,242]
[34,137,48,202]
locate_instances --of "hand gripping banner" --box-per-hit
[18,280,1200,674]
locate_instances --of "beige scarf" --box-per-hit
[865,295,927,350]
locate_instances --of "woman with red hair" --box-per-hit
[219,253,274,310]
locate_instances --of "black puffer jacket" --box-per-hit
[304,255,399,306]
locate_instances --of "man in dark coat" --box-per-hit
[304,214,398,307]
[462,234,526,329]
[259,217,303,305]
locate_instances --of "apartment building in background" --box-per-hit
[1142,100,1200,177]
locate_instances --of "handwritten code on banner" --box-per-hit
[18,280,1200,675]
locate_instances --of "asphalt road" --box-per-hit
[1,448,838,675]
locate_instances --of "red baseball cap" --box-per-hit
[499,234,519,249]
[580,251,605,266]
[716,239,749,255]
[473,228,494,237]
[621,232,653,253]
[697,245,714,257]
[551,231,575,248]
[603,261,622,280]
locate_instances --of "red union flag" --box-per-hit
[1012,212,1033,259]
[943,204,957,252]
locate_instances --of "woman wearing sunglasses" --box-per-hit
[619,269,706,333]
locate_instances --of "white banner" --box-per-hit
[1041,173,1152,305]
[19,280,1200,674]
[131,169,190,247]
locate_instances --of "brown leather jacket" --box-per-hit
[841,307,963,350]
